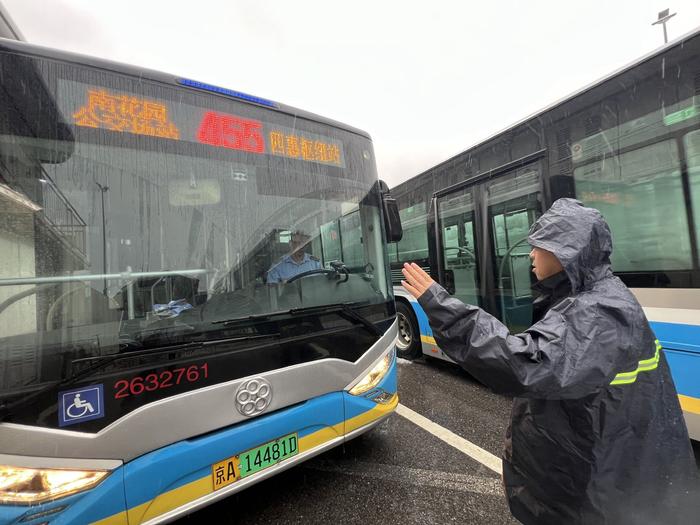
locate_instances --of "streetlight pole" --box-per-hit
[652,8,677,44]
[95,182,109,295]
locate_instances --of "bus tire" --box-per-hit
[396,301,422,360]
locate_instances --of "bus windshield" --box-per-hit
[0,50,392,424]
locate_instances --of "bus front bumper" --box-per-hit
[0,356,397,525]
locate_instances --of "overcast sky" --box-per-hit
[4,0,700,187]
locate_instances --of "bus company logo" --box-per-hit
[235,378,272,417]
[58,384,105,427]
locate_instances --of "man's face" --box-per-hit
[290,234,307,252]
[290,234,309,261]
[530,247,564,281]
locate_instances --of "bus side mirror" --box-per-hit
[382,193,403,243]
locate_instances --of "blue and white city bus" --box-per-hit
[389,27,700,440]
[0,32,402,524]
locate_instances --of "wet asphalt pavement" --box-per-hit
[177,357,700,525]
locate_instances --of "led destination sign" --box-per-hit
[197,111,264,153]
[73,89,180,139]
[65,83,345,167]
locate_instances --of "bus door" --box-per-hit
[434,164,543,332]
[485,168,542,331]
[435,189,480,306]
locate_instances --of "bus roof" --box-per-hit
[394,24,700,192]
[0,36,371,140]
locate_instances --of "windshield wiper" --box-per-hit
[334,303,382,336]
[119,323,197,351]
[215,302,381,336]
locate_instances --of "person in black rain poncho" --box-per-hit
[401,198,698,525]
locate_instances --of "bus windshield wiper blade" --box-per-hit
[215,302,380,336]
[300,302,382,336]
[119,323,197,350]
[213,311,289,326]
[334,303,381,336]
[214,303,349,326]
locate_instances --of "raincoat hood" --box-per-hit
[528,198,613,291]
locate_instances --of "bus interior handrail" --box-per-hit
[0,269,208,287]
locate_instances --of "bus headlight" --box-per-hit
[0,465,109,504]
[349,351,393,395]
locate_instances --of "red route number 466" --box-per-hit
[114,363,209,399]
[197,111,264,153]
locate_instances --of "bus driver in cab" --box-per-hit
[267,231,321,284]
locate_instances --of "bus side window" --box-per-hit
[396,207,428,263]
[574,139,691,273]
[684,130,700,251]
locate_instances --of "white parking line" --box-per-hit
[396,403,503,475]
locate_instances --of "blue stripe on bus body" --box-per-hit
[648,321,700,355]
[0,507,25,524]
[664,349,700,400]
[123,357,397,515]
[122,391,345,512]
[407,299,433,339]
[647,321,700,400]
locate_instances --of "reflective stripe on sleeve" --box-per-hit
[610,340,661,386]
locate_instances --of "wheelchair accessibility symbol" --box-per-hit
[58,385,104,427]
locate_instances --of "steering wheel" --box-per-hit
[286,269,337,283]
